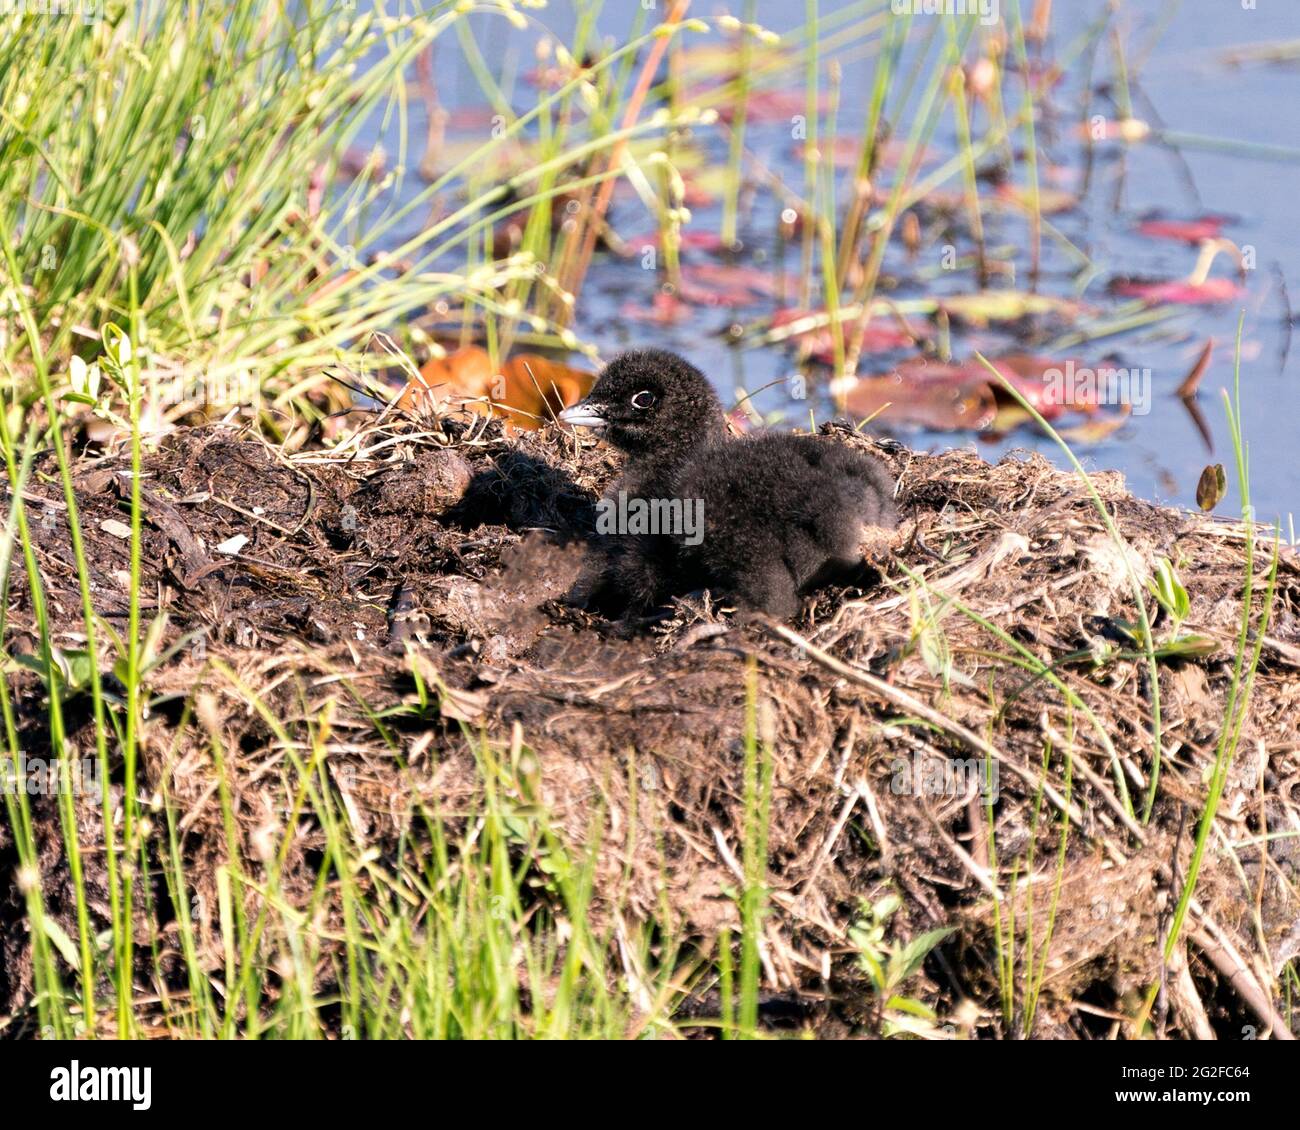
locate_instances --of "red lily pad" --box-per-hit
[771,308,918,364]
[443,106,503,131]
[847,353,1127,433]
[619,291,691,325]
[1109,276,1243,305]
[713,88,831,124]
[842,361,997,431]
[979,353,1109,419]
[1136,216,1229,243]
[623,265,791,313]
[675,280,750,308]
[683,262,788,302]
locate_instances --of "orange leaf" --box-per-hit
[397,347,593,431]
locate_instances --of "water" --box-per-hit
[358,0,1300,526]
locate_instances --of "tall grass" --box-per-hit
[0,1,715,419]
[971,321,1283,1035]
[1140,317,1281,1031]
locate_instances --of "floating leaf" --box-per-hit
[842,366,997,432]
[1057,404,1131,445]
[850,352,1132,434]
[686,261,782,296]
[1196,463,1227,511]
[680,262,789,304]
[712,87,831,124]
[624,266,784,313]
[619,291,690,325]
[1136,216,1228,244]
[441,106,502,131]
[336,144,386,180]
[993,183,1078,215]
[937,291,1084,326]
[940,354,1104,419]
[842,371,993,429]
[419,136,534,180]
[984,353,1105,418]
[1109,276,1242,306]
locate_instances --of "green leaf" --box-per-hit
[872,893,902,922]
[61,648,98,691]
[856,947,885,991]
[1153,634,1218,660]
[1149,558,1191,622]
[11,653,49,678]
[894,926,957,983]
[885,994,937,1020]
[42,917,81,972]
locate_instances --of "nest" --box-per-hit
[4,412,1299,1038]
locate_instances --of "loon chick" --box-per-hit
[558,349,897,620]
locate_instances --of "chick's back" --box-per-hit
[669,434,897,616]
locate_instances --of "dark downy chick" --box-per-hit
[558,349,897,620]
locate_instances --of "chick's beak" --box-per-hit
[557,401,608,430]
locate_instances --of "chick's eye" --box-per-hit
[631,390,656,410]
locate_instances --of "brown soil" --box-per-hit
[4,413,1299,1038]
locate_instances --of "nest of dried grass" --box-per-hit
[5,411,1298,1038]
